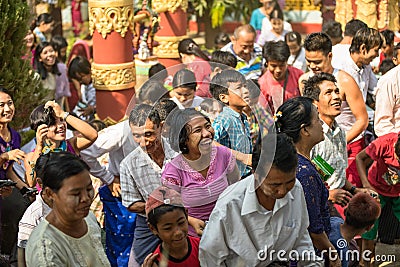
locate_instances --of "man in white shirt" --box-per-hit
[200,133,319,266]
[331,19,367,69]
[374,65,400,136]
[120,104,177,265]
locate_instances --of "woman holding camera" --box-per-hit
[24,100,97,187]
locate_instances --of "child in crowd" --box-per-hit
[210,69,252,178]
[258,40,303,113]
[51,35,68,63]
[285,31,307,72]
[258,6,291,46]
[68,56,96,121]
[329,193,381,267]
[356,132,400,264]
[209,50,237,79]
[148,63,173,91]
[170,69,203,109]
[33,13,54,43]
[142,186,200,267]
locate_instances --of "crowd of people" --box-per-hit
[1,1,400,266]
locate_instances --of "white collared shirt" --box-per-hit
[199,176,318,266]
[311,120,348,189]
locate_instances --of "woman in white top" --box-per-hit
[26,152,110,267]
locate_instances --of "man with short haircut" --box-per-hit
[259,40,303,113]
[120,104,177,265]
[221,24,263,80]
[303,73,372,209]
[322,21,343,46]
[334,27,382,99]
[299,32,368,188]
[199,133,319,266]
[331,19,368,69]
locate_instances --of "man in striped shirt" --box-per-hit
[221,24,263,80]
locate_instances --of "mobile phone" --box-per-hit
[0,180,17,188]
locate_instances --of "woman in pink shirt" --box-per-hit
[162,108,240,237]
[178,38,212,98]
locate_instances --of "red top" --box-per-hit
[187,57,212,98]
[366,132,400,197]
[258,65,303,114]
[153,236,200,267]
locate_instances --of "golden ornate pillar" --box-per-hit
[89,0,135,124]
[335,0,354,31]
[355,0,378,29]
[152,0,188,68]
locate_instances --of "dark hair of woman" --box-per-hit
[34,42,60,80]
[167,108,210,154]
[172,68,197,91]
[275,97,314,143]
[178,38,209,62]
[39,151,90,193]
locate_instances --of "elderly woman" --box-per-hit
[275,97,341,267]
[25,152,110,266]
[162,108,240,237]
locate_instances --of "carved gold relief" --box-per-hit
[334,0,353,31]
[92,62,136,91]
[153,35,187,58]
[89,1,134,38]
[152,0,188,13]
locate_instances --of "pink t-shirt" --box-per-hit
[366,132,400,197]
[258,65,303,114]
[162,146,236,236]
[187,57,212,98]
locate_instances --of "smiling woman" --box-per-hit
[24,101,98,188]
[34,42,70,109]
[25,152,110,266]
[162,108,240,237]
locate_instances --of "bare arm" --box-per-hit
[338,71,369,143]
[355,149,374,189]
[309,232,341,267]
[127,201,145,213]
[45,101,98,153]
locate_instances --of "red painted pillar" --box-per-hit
[152,0,188,68]
[89,0,135,124]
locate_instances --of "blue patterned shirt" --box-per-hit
[213,106,252,177]
[220,42,263,80]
